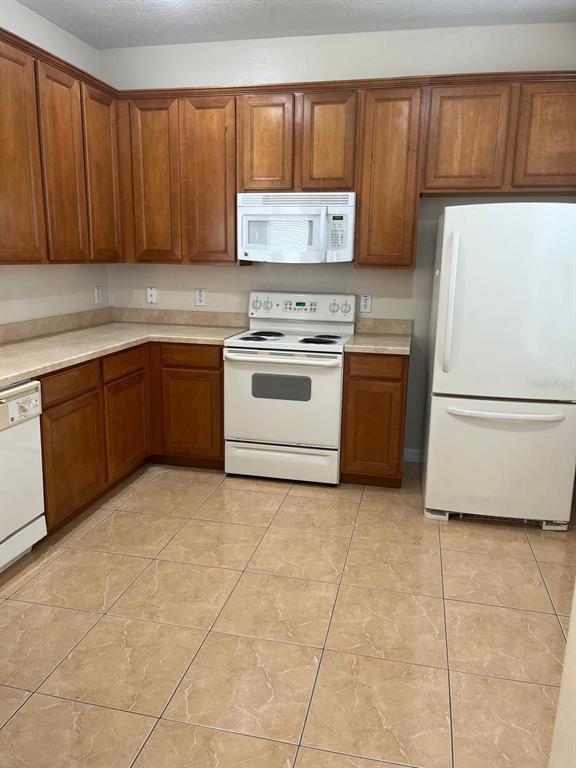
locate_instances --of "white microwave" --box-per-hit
[237,192,356,264]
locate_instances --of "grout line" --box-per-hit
[438,524,456,768]
[524,534,570,642]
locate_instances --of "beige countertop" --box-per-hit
[344,333,412,355]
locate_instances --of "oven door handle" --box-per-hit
[224,351,341,368]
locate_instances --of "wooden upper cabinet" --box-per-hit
[512,82,576,188]
[424,84,512,190]
[82,85,122,262]
[300,91,357,189]
[357,88,421,268]
[0,41,47,263]
[239,93,294,189]
[130,98,181,262]
[180,96,236,262]
[37,62,89,262]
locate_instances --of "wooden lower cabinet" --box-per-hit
[104,369,149,482]
[341,353,408,486]
[41,389,107,528]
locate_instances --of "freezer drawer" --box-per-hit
[424,396,576,524]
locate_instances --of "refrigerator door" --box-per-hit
[424,396,576,523]
[432,203,576,401]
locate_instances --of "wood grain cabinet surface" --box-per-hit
[238,93,294,190]
[37,62,90,262]
[357,88,422,268]
[104,369,149,482]
[0,40,47,263]
[423,84,512,190]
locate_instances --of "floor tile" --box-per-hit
[109,559,239,629]
[134,720,297,767]
[451,672,559,768]
[215,572,337,646]
[354,503,439,545]
[526,528,576,565]
[155,467,225,488]
[445,601,565,685]
[39,616,205,716]
[271,496,358,537]
[442,550,554,612]
[358,490,423,510]
[326,586,447,668]
[0,686,29,728]
[440,521,534,559]
[343,538,443,596]
[0,601,99,690]
[539,561,576,615]
[222,475,292,494]
[288,483,363,502]
[558,614,570,636]
[119,477,217,517]
[0,544,65,598]
[302,651,451,768]
[194,488,285,526]
[158,518,264,569]
[73,510,184,557]
[48,501,116,547]
[248,530,349,583]
[0,694,154,767]
[165,632,320,742]
[13,549,149,612]
[296,749,394,767]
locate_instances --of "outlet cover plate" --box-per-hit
[195,288,206,307]
[360,294,372,313]
[146,287,158,305]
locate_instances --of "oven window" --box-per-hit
[251,373,312,402]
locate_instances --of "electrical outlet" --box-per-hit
[194,288,206,307]
[94,285,102,305]
[359,294,372,313]
[146,287,158,305]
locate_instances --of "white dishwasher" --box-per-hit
[0,381,47,572]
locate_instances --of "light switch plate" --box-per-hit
[94,286,102,305]
[195,288,206,307]
[359,294,372,313]
[146,287,158,305]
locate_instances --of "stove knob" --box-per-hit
[329,300,340,314]
[263,299,273,311]
[251,298,262,311]
[341,301,352,314]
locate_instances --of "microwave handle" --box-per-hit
[319,206,328,258]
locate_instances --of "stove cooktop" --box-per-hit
[225,330,350,352]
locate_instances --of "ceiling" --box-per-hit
[18,0,576,49]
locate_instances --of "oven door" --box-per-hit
[224,348,343,448]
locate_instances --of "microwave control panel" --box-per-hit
[249,292,356,320]
[328,215,347,250]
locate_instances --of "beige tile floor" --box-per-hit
[0,462,571,768]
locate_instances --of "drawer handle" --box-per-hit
[447,407,565,423]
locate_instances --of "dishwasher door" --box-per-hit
[0,381,47,571]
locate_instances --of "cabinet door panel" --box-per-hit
[130,98,181,262]
[239,94,294,189]
[513,82,576,188]
[357,88,421,268]
[301,91,356,189]
[162,368,223,458]
[181,96,236,262]
[424,84,511,189]
[0,41,47,263]
[82,85,121,261]
[104,370,149,482]
[38,63,89,262]
[41,390,107,529]
[341,378,404,478]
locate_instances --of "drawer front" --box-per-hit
[102,345,147,383]
[42,361,101,408]
[161,343,222,370]
[346,353,406,381]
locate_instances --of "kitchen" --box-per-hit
[0,1,575,766]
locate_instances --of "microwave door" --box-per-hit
[239,207,328,263]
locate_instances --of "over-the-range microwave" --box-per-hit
[237,192,356,264]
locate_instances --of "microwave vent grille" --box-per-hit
[238,193,355,207]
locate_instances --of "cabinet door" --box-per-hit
[104,370,149,482]
[357,88,421,268]
[180,96,236,262]
[341,378,405,479]
[82,85,122,261]
[301,91,356,189]
[37,63,89,262]
[41,390,107,529]
[0,41,47,263]
[513,82,576,188]
[162,368,223,459]
[424,84,511,189]
[239,94,294,189]
[130,98,181,262]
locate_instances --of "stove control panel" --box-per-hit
[249,292,356,321]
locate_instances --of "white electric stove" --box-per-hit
[224,291,356,484]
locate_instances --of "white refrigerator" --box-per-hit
[423,203,576,529]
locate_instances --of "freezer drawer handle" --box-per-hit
[447,407,566,423]
[443,229,460,373]
[224,351,341,368]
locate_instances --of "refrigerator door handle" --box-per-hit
[442,230,460,373]
[447,407,566,423]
